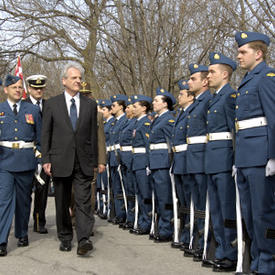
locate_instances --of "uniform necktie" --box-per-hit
[13,103,18,115]
[70,98,77,130]
[36,100,42,111]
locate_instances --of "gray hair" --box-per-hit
[61,62,84,80]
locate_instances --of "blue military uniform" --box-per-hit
[109,94,128,224]
[234,31,275,274]
[185,64,213,254]
[149,88,175,240]
[0,75,41,252]
[171,80,196,247]
[119,97,136,228]
[205,52,237,263]
[131,95,152,233]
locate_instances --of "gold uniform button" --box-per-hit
[245,91,248,94]
[0,121,3,124]
[14,128,18,132]
[214,110,217,113]
[14,120,18,123]
[188,115,191,119]
[14,137,18,140]
[235,118,237,121]
[206,121,208,124]
[187,125,190,128]
[207,110,210,114]
[236,105,239,109]
[237,93,240,96]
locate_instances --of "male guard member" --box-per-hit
[25,74,50,234]
[185,64,212,260]
[234,31,275,274]
[0,75,41,256]
[205,53,237,271]
[41,63,98,256]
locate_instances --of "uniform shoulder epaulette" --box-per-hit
[144,122,150,126]
[230,93,236,98]
[266,72,275,77]
[168,119,175,123]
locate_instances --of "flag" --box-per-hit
[15,55,27,99]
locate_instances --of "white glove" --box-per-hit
[232,165,237,177]
[36,163,42,176]
[265,159,275,177]
[146,166,151,176]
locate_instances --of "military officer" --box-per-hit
[170,80,195,249]
[204,52,237,271]
[185,64,212,261]
[130,95,152,235]
[149,88,176,242]
[0,75,41,256]
[119,97,136,229]
[109,94,128,225]
[25,74,50,234]
[234,31,275,274]
[100,99,115,220]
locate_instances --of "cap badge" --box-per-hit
[134,95,138,99]
[194,64,198,69]
[214,53,220,59]
[160,89,164,93]
[36,78,42,84]
[241,33,248,39]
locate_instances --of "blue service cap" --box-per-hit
[126,96,133,106]
[132,95,152,104]
[110,94,128,103]
[209,52,237,71]
[178,79,189,90]
[4,75,21,87]
[96,99,102,105]
[235,31,270,47]
[100,99,112,107]
[156,87,176,105]
[188,64,208,75]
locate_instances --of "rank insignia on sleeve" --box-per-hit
[25,114,34,124]
[144,122,150,126]
[230,93,236,98]
[266,73,275,77]
[0,112,5,116]
[168,119,175,123]
[145,133,150,138]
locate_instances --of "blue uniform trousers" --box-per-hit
[174,174,191,244]
[110,166,126,221]
[134,169,152,231]
[0,169,34,244]
[121,164,135,224]
[189,173,207,249]
[237,167,275,273]
[151,168,173,238]
[207,172,237,260]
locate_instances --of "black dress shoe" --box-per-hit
[123,223,133,230]
[149,234,155,240]
[0,243,7,257]
[171,241,182,249]
[154,235,172,243]
[17,236,29,247]
[59,240,72,252]
[135,229,150,235]
[77,240,93,256]
[180,243,189,251]
[34,225,48,234]
[129,228,138,234]
[213,258,237,272]
[202,259,217,268]
[183,247,195,257]
[193,249,203,262]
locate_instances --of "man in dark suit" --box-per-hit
[41,63,98,256]
[25,74,50,234]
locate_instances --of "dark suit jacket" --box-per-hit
[41,93,98,177]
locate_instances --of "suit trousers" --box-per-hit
[0,169,34,244]
[33,169,50,228]
[53,159,94,243]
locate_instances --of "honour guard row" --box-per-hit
[0,30,274,274]
[95,31,275,274]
